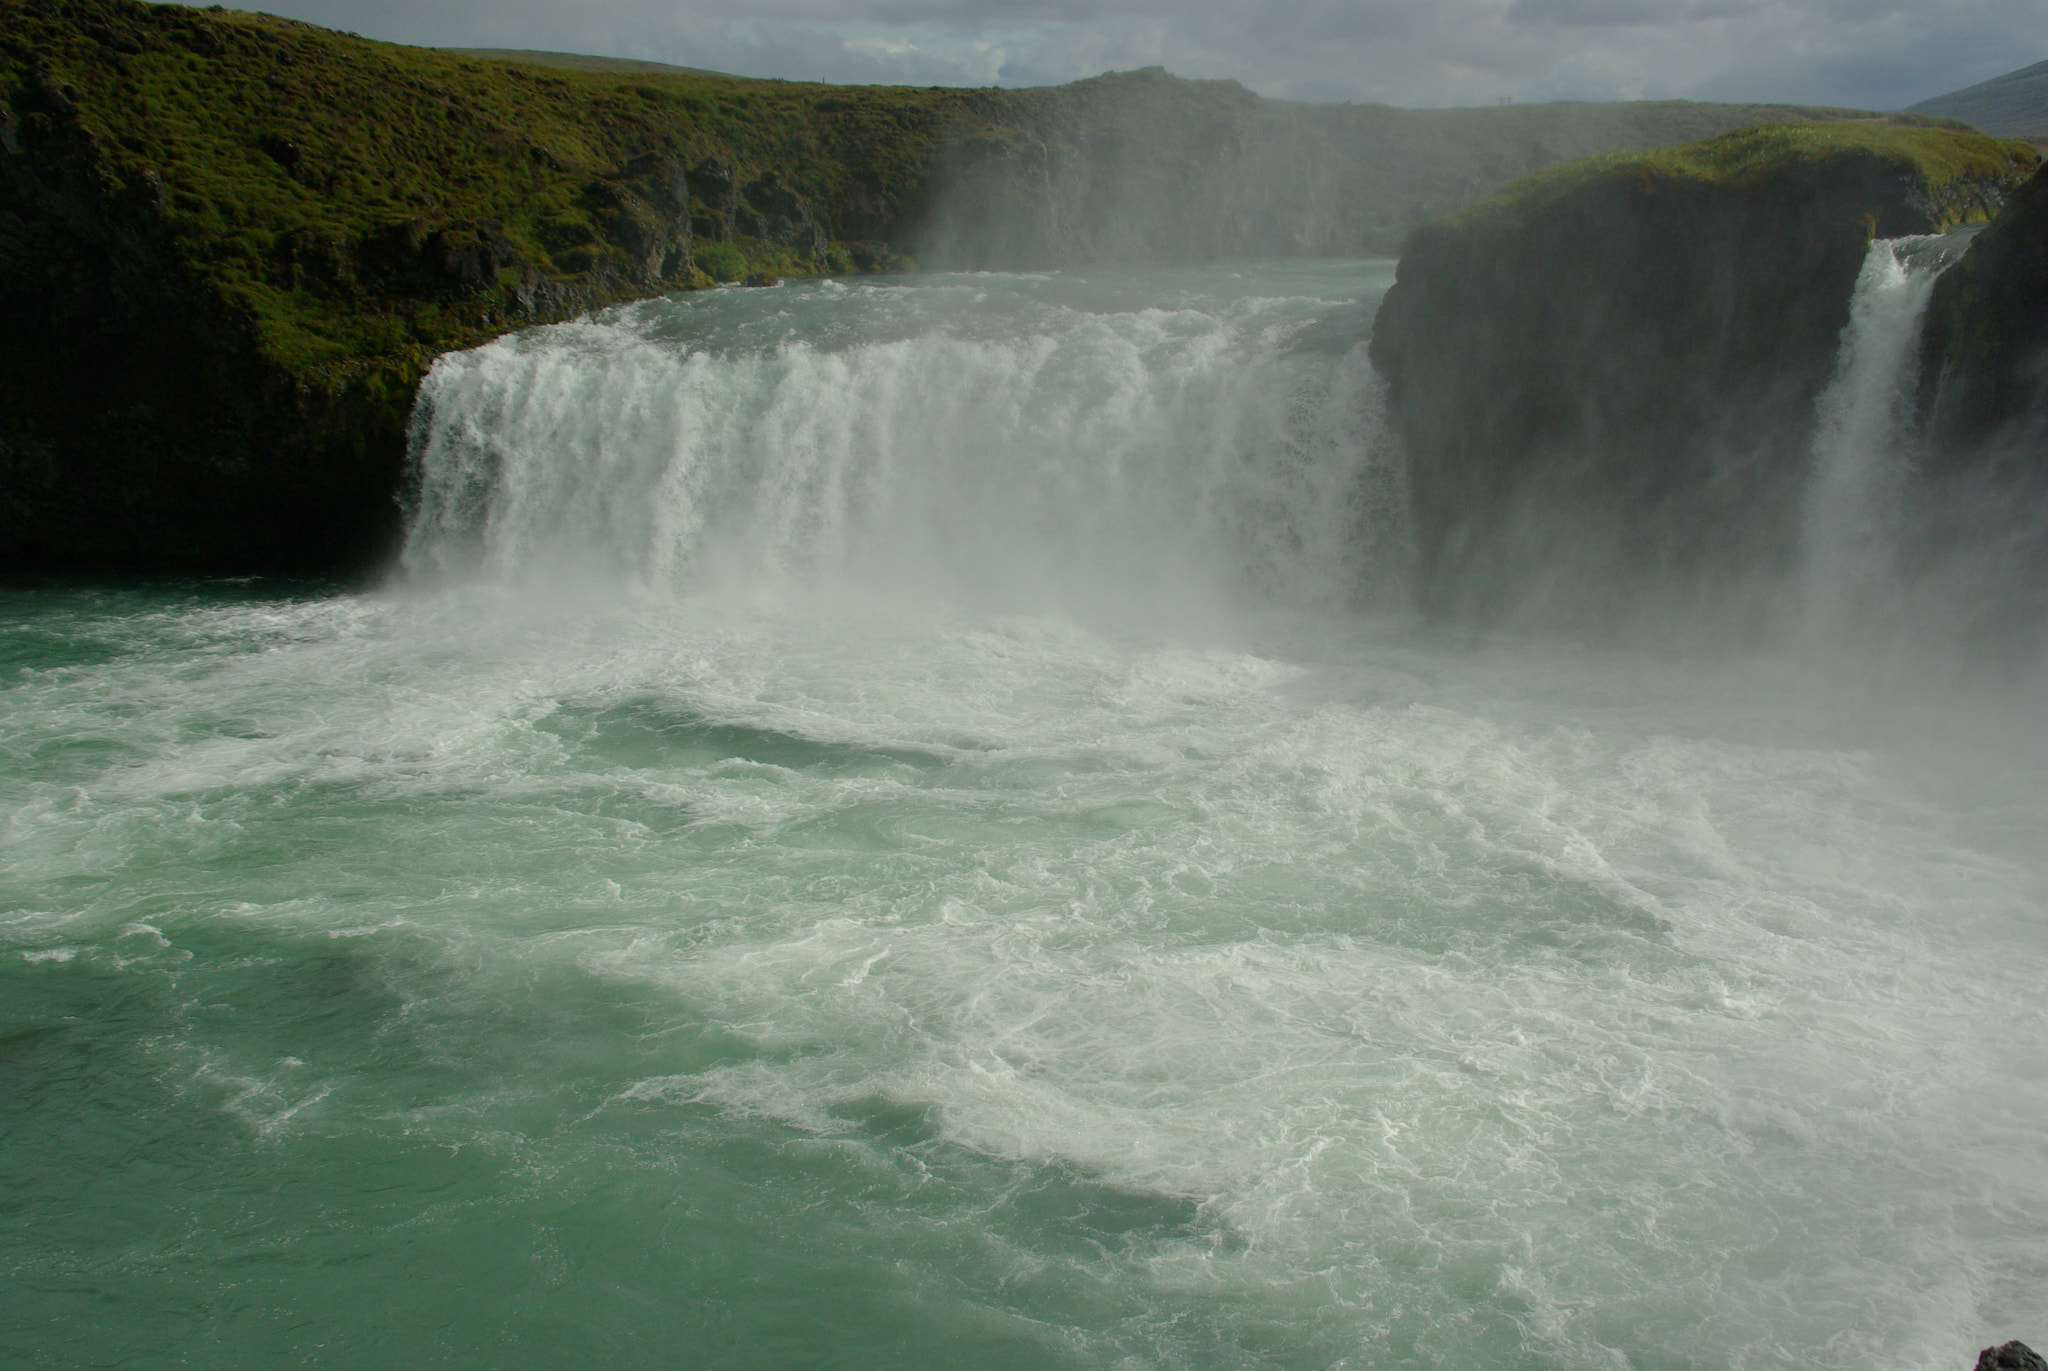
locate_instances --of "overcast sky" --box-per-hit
[238,0,2041,110]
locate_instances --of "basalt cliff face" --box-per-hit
[1920,162,2048,462]
[1909,163,2048,643]
[0,0,1980,573]
[1367,123,2040,629]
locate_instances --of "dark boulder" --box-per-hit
[1978,1342,2048,1371]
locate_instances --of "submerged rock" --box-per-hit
[1367,122,2038,630]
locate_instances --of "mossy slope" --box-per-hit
[1368,122,2040,629]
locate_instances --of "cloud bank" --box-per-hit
[237,0,2042,109]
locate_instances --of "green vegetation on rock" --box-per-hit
[1448,119,2038,238]
[2,0,965,382]
[0,0,973,568]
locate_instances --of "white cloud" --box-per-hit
[226,0,2045,110]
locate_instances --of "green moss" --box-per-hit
[1452,120,2042,236]
[694,242,746,282]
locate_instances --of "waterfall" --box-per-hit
[402,273,1404,617]
[1798,234,1969,640]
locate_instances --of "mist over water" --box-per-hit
[5,262,2047,1369]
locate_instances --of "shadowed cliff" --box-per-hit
[1909,163,2048,650]
[1367,123,2040,632]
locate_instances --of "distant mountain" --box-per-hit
[1909,58,2048,141]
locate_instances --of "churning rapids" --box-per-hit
[5,259,2047,1370]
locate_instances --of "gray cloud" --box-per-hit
[229,0,2043,110]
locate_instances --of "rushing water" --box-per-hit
[5,260,2046,1370]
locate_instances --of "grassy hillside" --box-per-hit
[1,0,972,387]
[1909,58,2048,143]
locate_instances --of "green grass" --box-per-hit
[1451,120,2042,234]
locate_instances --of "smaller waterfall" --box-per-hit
[1798,234,1969,639]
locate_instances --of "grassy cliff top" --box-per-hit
[1447,119,2043,236]
[1,0,972,383]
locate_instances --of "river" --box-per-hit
[4,259,2044,1369]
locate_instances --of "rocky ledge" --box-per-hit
[1919,161,2048,461]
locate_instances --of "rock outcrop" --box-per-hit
[1920,162,2048,464]
[1904,162,2048,648]
[1978,1342,2048,1371]
[1367,123,2039,629]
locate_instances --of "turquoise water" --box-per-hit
[4,264,2046,1368]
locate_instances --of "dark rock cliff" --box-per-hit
[1367,123,2039,630]
[1920,162,2048,464]
[1908,162,2048,644]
